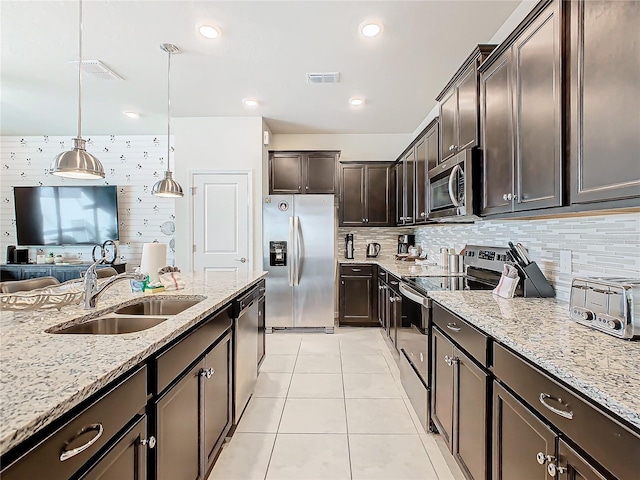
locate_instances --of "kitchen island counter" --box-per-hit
[428,290,640,432]
[0,270,267,454]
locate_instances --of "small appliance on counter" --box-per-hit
[397,235,415,254]
[569,277,640,339]
[345,234,354,259]
[6,247,29,265]
[366,242,381,258]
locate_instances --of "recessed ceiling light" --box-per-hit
[198,24,220,39]
[243,98,259,108]
[349,97,365,107]
[122,111,140,119]
[360,22,383,38]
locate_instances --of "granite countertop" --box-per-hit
[428,291,640,432]
[340,257,464,278]
[0,271,267,455]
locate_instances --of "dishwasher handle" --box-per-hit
[399,282,430,308]
[234,285,265,317]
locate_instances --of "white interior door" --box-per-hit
[192,172,251,273]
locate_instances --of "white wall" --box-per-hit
[172,117,264,272]
[270,133,411,162]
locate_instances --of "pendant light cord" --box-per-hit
[166,48,171,172]
[77,0,83,139]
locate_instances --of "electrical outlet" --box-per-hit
[560,250,572,274]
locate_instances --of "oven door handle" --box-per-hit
[447,164,462,207]
[399,283,430,307]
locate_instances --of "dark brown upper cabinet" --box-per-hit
[269,151,339,194]
[568,0,640,204]
[339,162,395,227]
[436,45,496,163]
[397,149,416,226]
[479,0,563,216]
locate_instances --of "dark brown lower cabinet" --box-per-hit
[156,359,203,480]
[431,326,489,480]
[339,265,376,326]
[558,439,608,480]
[79,415,148,480]
[493,381,555,480]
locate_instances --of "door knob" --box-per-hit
[235,257,247,263]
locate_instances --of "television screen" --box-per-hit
[14,186,119,246]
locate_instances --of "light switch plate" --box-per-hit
[560,250,572,274]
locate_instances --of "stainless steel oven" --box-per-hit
[428,149,478,220]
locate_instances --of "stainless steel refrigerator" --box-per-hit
[263,195,335,333]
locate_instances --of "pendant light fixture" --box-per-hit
[50,0,105,179]
[152,44,184,198]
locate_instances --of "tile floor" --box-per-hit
[209,327,465,480]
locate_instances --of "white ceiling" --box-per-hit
[1,0,522,136]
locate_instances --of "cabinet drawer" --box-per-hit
[377,268,388,283]
[340,264,373,276]
[156,305,232,394]
[433,303,489,367]
[2,366,147,480]
[493,343,640,479]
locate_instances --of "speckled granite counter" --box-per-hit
[0,271,267,455]
[428,291,640,432]
[340,257,463,278]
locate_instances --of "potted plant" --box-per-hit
[45,252,55,264]
[54,254,64,264]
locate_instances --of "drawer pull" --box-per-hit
[351,268,361,272]
[547,462,566,477]
[444,355,458,366]
[200,367,215,379]
[446,322,461,332]
[536,452,555,465]
[59,423,104,462]
[141,436,156,449]
[539,393,574,420]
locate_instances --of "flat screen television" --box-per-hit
[14,186,119,246]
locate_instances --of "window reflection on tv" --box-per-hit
[14,186,119,246]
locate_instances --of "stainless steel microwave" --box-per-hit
[428,149,478,221]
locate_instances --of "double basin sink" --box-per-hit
[49,299,203,335]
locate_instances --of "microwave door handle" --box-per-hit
[448,164,462,207]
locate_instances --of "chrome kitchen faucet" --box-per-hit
[83,259,145,309]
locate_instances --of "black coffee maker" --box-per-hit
[397,234,415,254]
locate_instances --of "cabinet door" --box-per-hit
[440,89,458,162]
[79,416,148,480]
[404,150,416,225]
[388,282,401,350]
[339,164,365,226]
[493,381,556,480]
[415,137,427,223]
[57,267,84,282]
[395,162,404,225]
[457,64,480,151]
[305,153,336,194]
[155,360,203,480]
[270,153,302,194]
[454,347,489,480]
[339,275,373,325]
[257,296,265,368]
[365,164,392,226]
[203,336,232,472]
[569,1,640,203]
[558,439,608,480]
[426,120,440,175]
[377,278,385,328]
[480,54,514,215]
[431,327,455,451]
[514,0,562,211]
[21,267,52,279]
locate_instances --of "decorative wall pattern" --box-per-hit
[337,227,413,260]
[0,135,176,269]
[414,212,640,302]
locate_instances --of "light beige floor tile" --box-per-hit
[335,327,383,342]
[343,373,403,398]
[260,354,297,373]
[266,434,351,480]
[402,397,428,435]
[346,398,417,434]
[288,373,344,398]
[299,336,341,355]
[341,353,390,374]
[339,339,383,355]
[253,372,292,397]
[208,433,276,480]
[349,434,438,480]
[235,397,286,433]
[420,434,466,480]
[266,333,302,355]
[279,398,347,433]
[294,354,342,373]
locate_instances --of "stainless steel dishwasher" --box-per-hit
[232,284,264,425]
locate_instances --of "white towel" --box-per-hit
[492,264,520,299]
[159,272,185,291]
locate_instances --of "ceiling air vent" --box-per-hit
[69,60,124,80]
[306,72,340,84]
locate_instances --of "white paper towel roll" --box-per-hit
[140,243,167,283]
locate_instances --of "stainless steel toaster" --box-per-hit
[569,277,640,339]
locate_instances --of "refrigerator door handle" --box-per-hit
[294,215,303,286]
[288,216,295,287]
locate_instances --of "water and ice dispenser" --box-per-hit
[269,241,287,266]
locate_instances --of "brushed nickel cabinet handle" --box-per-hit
[539,393,573,419]
[60,423,104,461]
[446,322,461,332]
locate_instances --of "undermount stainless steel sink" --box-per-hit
[51,315,169,335]
[114,299,202,316]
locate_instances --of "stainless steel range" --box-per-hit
[570,277,640,339]
[397,245,511,432]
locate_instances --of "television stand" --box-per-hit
[0,263,127,283]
